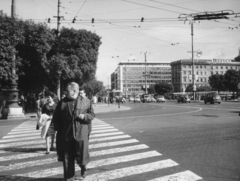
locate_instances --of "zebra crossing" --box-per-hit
[0,118,203,181]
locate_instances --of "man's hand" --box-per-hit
[78,114,85,120]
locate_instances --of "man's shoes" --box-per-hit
[74,176,84,180]
[50,147,55,151]
[80,165,87,178]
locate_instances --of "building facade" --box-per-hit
[111,61,171,96]
[171,59,240,92]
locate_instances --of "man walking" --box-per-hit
[53,82,95,181]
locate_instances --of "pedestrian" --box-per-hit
[41,91,57,154]
[53,82,95,181]
[36,93,42,118]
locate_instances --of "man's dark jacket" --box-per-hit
[52,96,94,165]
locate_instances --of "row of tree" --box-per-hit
[0,16,104,97]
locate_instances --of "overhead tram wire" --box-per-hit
[149,0,240,25]
[31,0,55,15]
[122,0,182,14]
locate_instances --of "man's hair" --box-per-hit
[45,91,55,98]
[67,82,79,92]
[79,87,86,92]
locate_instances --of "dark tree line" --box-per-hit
[0,16,103,96]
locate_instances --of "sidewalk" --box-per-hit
[23,103,130,119]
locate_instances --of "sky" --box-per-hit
[1,0,240,86]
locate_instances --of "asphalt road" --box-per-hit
[96,101,240,181]
[0,101,239,181]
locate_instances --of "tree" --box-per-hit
[185,84,193,92]
[0,16,25,87]
[223,69,239,92]
[16,20,55,93]
[52,28,102,87]
[234,55,240,62]
[208,74,226,93]
[147,85,155,94]
[82,79,104,98]
[197,85,212,92]
[154,82,173,95]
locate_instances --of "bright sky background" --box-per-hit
[1,0,240,86]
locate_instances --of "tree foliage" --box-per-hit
[234,56,240,62]
[16,20,55,93]
[147,85,155,94]
[0,16,102,95]
[196,85,212,92]
[185,84,193,92]
[0,16,24,86]
[82,79,104,98]
[208,74,226,93]
[223,69,239,92]
[154,82,173,95]
[52,28,102,87]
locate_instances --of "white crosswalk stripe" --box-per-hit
[0,118,202,181]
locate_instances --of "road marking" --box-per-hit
[0,140,45,148]
[0,151,55,162]
[88,151,161,168]
[14,152,164,178]
[0,158,56,172]
[8,130,40,135]
[90,144,149,157]
[0,120,203,181]
[92,126,114,130]
[91,128,118,134]
[82,160,179,181]
[90,132,124,138]
[2,132,40,139]
[89,135,130,142]
[0,136,41,143]
[89,139,138,149]
[147,170,202,181]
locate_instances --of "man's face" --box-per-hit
[79,90,86,98]
[67,86,78,99]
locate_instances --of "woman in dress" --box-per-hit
[42,91,57,154]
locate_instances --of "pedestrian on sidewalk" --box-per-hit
[53,82,95,181]
[41,91,57,154]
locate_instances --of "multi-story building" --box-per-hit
[171,59,240,92]
[111,61,171,96]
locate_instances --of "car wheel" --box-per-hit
[204,101,207,104]
[218,102,221,104]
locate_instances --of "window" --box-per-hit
[226,66,228,69]
[221,66,223,69]
[184,71,186,75]
[200,66,202,68]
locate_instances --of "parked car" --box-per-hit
[177,96,191,103]
[142,94,150,103]
[150,97,156,102]
[156,95,166,103]
[204,94,221,104]
[134,96,141,103]
[129,97,134,102]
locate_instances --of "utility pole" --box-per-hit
[142,52,149,94]
[53,0,64,99]
[179,10,237,100]
[191,22,195,100]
